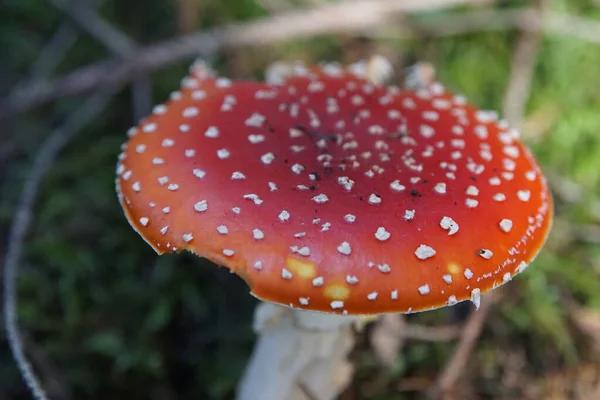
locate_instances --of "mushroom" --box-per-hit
[115,57,552,400]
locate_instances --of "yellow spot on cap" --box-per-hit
[324,284,350,300]
[447,262,461,275]
[285,257,316,279]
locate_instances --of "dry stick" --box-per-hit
[7,5,600,119]
[372,316,463,367]
[7,0,106,165]
[22,331,71,400]
[370,314,406,366]
[402,323,461,342]
[47,0,136,54]
[0,321,70,399]
[4,0,106,167]
[427,292,500,398]
[370,7,600,43]
[175,0,204,34]
[30,0,106,80]
[502,0,547,128]
[29,26,79,80]
[371,317,461,366]
[0,0,488,118]
[3,90,116,400]
[47,0,152,119]
[502,29,542,127]
[256,0,295,12]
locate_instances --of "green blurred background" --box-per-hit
[2,0,600,399]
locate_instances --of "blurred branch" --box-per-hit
[29,26,79,80]
[19,330,72,399]
[176,0,204,34]
[570,224,600,245]
[0,324,71,399]
[427,292,501,399]
[47,0,152,119]
[0,0,488,118]
[371,314,461,366]
[3,89,117,400]
[403,323,461,341]
[8,4,600,118]
[502,0,547,127]
[370,314,406,367]
[30,0,105,80]
[370,6,600,47]
[47,0,136,54]
[502,31,541,126]
[256,0,295,12]
[547,171,585,204]
[409,7,600,40]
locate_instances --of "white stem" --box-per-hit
[237,303,361,400]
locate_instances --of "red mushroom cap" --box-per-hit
[116,60,552,315]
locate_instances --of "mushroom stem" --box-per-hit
[237,303,361,400]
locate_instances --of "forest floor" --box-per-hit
[2,0,600,399]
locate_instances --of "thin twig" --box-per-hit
[370,314,406,366]
[0,0,488,118]
[502,0,547,127]
[20,331,71,400]
[175,0,204,34]
[298,381,322,400]
[371,6,600,45]
[130,78,153,122]
[502,31,541,127]
[371,314,462,366]
[256,0,295,12]
[3,89,116,400]
[546,171,584,204]
[427,292,501,399]
[29,26,79,80]
[47,0,136,55]
[410,7,600,40]
[47,0,152,120]
[403,323,461,342]
[30,0,105,80]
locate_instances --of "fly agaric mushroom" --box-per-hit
[116,57,552,400]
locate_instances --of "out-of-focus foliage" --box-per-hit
[2,0,600,399]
